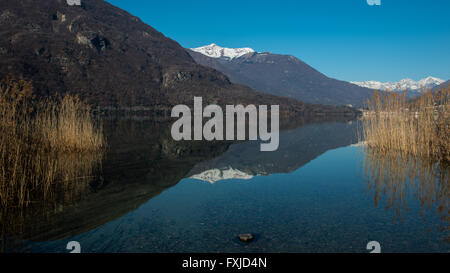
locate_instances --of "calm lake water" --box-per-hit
[1,118,448,253]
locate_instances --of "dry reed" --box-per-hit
[361,87,449,163]
[0,77,105,208]
[360,86,449,241]
[362,147,449,241]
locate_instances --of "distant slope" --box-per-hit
[352,76,444,98]
[351,77,444,92]
[432,80,449,92]
[0,0,358,117]
[188,47,377,107]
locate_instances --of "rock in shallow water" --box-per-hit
[238,234,254,243]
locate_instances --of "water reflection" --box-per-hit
[2,115,447,252]
[1,119,232,246]
[361,147,449,242]
[0,116,356,249]
[0,152,103,251]
[188,121,359,181]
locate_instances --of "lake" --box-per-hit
[1,118,448,253]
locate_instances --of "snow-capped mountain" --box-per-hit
[188,45,377,106]
[190,43,255,60]
[190,167,253,183]
[351,77,444,92]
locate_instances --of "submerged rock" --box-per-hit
[238,234,254,243]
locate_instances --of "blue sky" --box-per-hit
[106,0,450,82]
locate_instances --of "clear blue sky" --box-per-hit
[106,0,449,82]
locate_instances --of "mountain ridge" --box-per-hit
[190,43,255,60]
[351,76,444,92]
[432,80,449,92]
[188,45,378,107]
[0,0,358,118]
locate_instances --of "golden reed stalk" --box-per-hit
[0,77,105,208]
[361,87,449,163]
[360,86,449,242]
[361,147,449,242]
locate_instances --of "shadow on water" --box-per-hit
[0,114,358,251]
[360,147,449,242]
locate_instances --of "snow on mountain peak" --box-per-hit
[190,167,253,183]
[351,76,444,92]
[418,76,443,86]
[190,43,255,60]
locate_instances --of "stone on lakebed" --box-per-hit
[238,234,254,243]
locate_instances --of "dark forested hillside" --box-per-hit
[0,0,358,117]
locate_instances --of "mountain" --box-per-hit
[191,43,255,60]
[432,80,449,92]
[187,44,378,107]
[0,0,359,118]
[351,77,444,93]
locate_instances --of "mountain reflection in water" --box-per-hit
[0,116,448,252]
[187,121,359,182]
[0,116,355,247]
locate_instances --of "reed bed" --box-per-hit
[361,87,450,163]
[0,77,105,208]
[360,86,449,241]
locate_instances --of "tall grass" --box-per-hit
[37,95,105,152]
[361,87,450,163]
[360,87,449,242]
[0,77,105,208]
